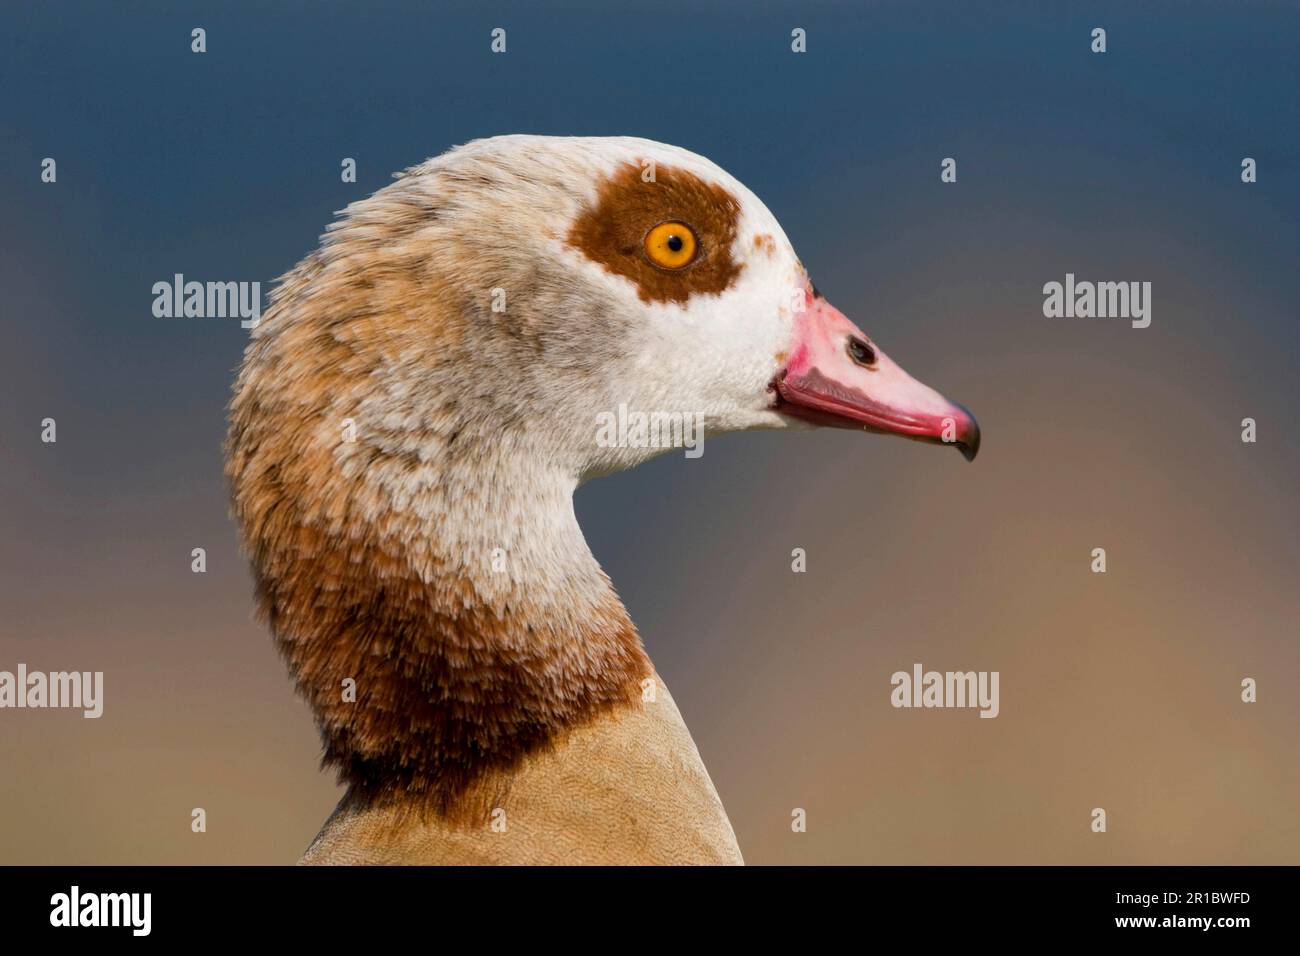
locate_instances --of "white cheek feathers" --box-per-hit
[557,144,806,441]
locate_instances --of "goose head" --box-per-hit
[281,135,978,482]
[226,135,979,815]
[543,136,982,469]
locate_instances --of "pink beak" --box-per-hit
[772,288,981,461]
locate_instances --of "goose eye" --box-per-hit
[847,336,877,368]
[644,222,698,269]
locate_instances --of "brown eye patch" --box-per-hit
[567,162,744,305]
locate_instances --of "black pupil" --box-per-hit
[850,337,876,366]
[666,234,683,252]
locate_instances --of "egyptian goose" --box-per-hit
[226,135,979,865]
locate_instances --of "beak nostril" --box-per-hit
[847,336,877,369]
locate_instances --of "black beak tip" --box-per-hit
[954,403,980,462]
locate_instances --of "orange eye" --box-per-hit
[644,222,698,269]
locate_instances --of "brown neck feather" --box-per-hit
[226,250,653,819]
[225,163,660,821]
[239,468,651,820]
